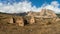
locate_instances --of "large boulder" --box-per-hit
[55,18,60,22]
[13,16,24,26]
[0,17,13,24]
[24,16,35,24]
[35,9,58,25]
[40,9,57,18]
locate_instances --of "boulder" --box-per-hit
[2,17,13,24]
[25,16,35,24]
[55,18,60,22]
[40,9,57,18]
[14,17,24,26]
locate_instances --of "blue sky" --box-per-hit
[0,0,59,7]
[0,0,60,13]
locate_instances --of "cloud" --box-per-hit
[51,1,59,7]
[0,0,41,13]
[42,1,60,13]
[0,0,60,14]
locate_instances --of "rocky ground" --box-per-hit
[0,20,60,34]
[0,13,60,34]
[0,9,60,34]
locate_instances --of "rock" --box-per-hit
[0,9,59,27]
[55,18,60,22]
[8,17,14,23]
[2,17,13,24]
[34,9,59,25]
[14,17,24,26]
[27,11,40,16]
[40,9,57,18]
[25,16,35,24]
[29,16,35,24]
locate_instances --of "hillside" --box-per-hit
[0,9,60,34]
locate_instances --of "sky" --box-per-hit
[0,0,60,13]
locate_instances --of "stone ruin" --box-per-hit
[1,17,13,24]
[13,17,24,26]
[1,9,60,26]
[40,9,57,18]
[1,16,35,26]
[24,16,35,24]
[27,9,59,25]
[35,9,59,25]
[27,11,40,16]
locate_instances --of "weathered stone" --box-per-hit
[37,9,58,24]
[25,16,35,24]
[40,18,52,25]
[55,18,60,22]
[9,17,14,23]
[14,17,24,26]
[27,11,40,16]
[1,9,59,27]
[29,16,35,24]
[40,9,57,18]
[2,17,13,23]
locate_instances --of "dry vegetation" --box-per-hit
[0,9,60,34]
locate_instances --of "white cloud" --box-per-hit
[0,0,60,14]
[51,1,59,7]
[42,1,60,13]
[0,0,40,13]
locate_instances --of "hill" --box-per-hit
[0,9,60,34]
